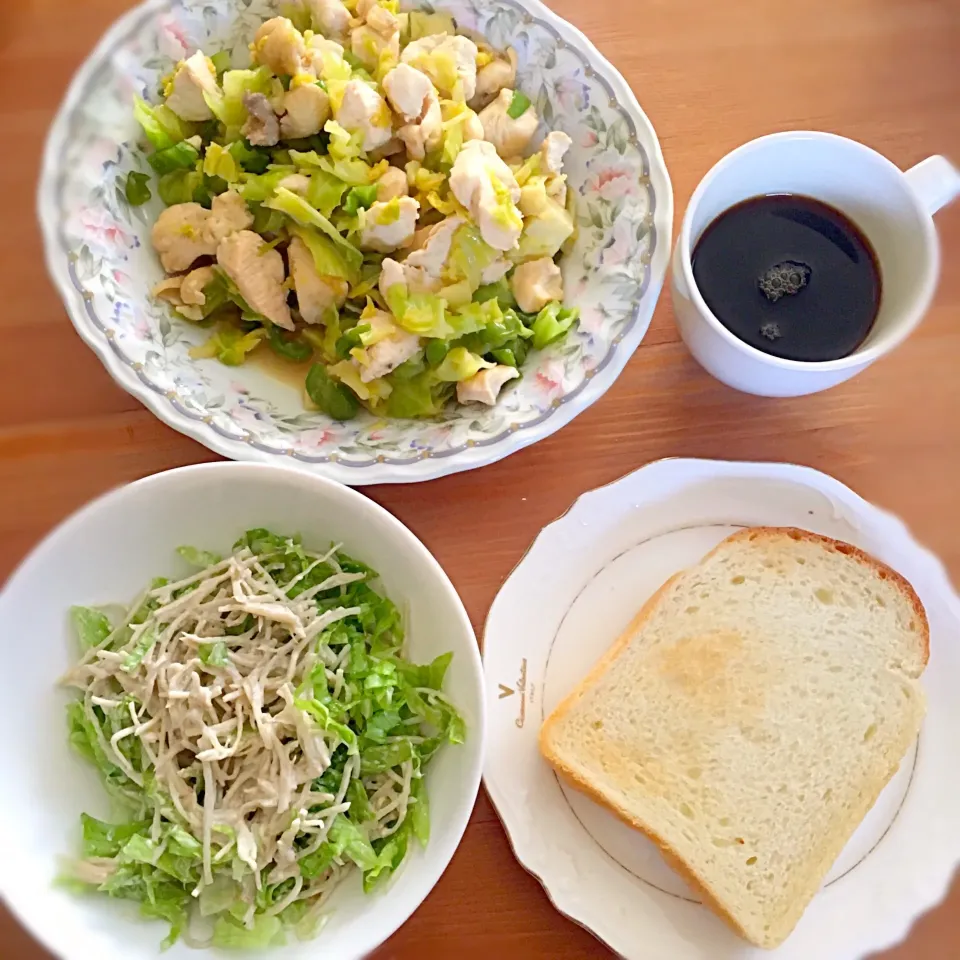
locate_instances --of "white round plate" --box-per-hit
[483,458,960,959]
[38,0,672,484]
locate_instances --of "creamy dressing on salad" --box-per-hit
[61,530,463,948]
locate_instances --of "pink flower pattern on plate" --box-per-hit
[45,0,663,475]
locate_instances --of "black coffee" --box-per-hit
[691,194,881,362]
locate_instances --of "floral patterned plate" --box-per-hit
[39,0,672,484]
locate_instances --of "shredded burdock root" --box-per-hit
[61,529,464,949]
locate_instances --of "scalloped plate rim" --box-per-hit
[38,0,674,484]
[482,457,960,959]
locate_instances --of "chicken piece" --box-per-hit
[304,0,351,41]
[511,257,563,313]
[351,24,400,72]
[401,34,478,102]
[180,265,218,305]
[479,88,539,158]
[449,140,522,251]
[355,311,421,381]
[397,90,442,161]
[207,191,255,242]
[152,275,185,298]
[253,17,308,76]
[151,205,214,273]
[376,166,409,201]
[216,230,293,330]
[361,331,421,381]
[382,63,434,123]
[359,197,420,252]
[379,257,432,298]
[540,130,572,175]
[361,1,400,37]
[519,179,549,217]
[280,83,331,139]
[405,216,463,277]
[278,173,311,195]
[481,258,511,285]
[151,276,200,320]
[351,0,400,71]
[165,51,219,122]
[470,48,518,110]
[379,257,407,294]
[334,80,394,152]
[288,236,348,324]
[545,176,567,207]
[377,218,464,301]
[456,365,519,405]
[305,34,348,78]
[462,109,484,141]
[241,92,280,146]
[151,266,217,321]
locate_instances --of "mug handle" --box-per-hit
[904,155,960,216]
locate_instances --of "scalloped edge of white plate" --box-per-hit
[482,458,960,960]
[37,0,673,485]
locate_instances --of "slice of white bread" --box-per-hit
[539,527,928,949]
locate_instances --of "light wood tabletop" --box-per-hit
[1,0,958,957]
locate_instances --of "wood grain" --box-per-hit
[1,0,958,957]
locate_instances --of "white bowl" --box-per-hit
[38,0,672,484]
[0,463,485,960]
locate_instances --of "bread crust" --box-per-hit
[716,527,929,667]
[538,526,930,948]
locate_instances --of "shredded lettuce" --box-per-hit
[176,545,223,568]
[190,326,266,365]
[157,169,203,206]
[507,90,531,119]
[268,325,313,361]
[305,362,360,420]
[133,95,189,150]
[531,301,580,350]
[226,139,271,173]
[210,50,232,78]
[146,141,200,175]
[474,277,516,309]
[63,531,465,948]
[307,170,350,217]
[212,915,283,949]
[290,226,354,282]
[407,10,456,41]
[238,167,296,203]
[383,370,453,417]
[435,346,495,382]
[202,142,240,182]
[265,188,363,276]
[385,284,452,339]
[515,198,575,260]
[140,9,577,420]
[205,67,273,136]
[342,184,379,216]
[70,607,113,651]
[447,224,500,289]
[122,171,152,206]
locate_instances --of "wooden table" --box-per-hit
[2,0,958,956]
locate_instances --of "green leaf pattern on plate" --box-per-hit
[54,0,658,466]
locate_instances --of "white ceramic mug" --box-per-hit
[671,132,960,396]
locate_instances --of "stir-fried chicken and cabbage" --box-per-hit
[61,530,464,948]
[128,1,578,419]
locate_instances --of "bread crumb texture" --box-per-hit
[539,528,928,948]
